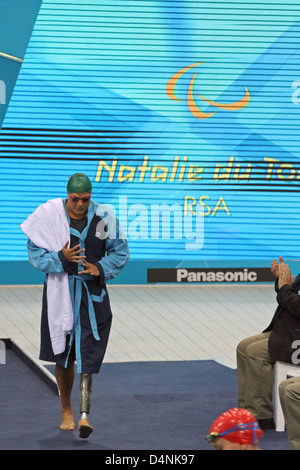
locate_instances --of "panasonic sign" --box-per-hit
[176,268,257,282]
[147,267,273,283]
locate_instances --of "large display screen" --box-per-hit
[1,0,300,263]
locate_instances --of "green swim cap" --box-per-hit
[67,173,92,194]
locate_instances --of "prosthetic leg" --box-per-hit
[78,373,93,438]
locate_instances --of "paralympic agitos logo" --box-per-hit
[166,62,250,119]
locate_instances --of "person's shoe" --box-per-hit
[78,418,93,439]
[257,418,275,429]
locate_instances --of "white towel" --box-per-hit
[20,198,73,355]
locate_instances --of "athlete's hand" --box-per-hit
[62,242,86,263]
[78,259,100,277]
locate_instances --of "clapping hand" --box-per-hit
[271,255,294,288]
[271,255,284,278]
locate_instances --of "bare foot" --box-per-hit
[78,418,93,439]
[60,408,75,431]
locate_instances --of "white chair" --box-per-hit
[274,361,300,431]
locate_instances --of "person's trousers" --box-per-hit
[236,331,274,419]
[279,377,300,450]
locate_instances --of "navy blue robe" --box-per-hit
[27,199,130,374]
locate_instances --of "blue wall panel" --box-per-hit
[1,0,300,283]
[0,0,42,126]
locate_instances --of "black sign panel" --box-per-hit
[147,267,274,283]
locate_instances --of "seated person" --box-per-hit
[237,256,300,429]
[279,374,300,450]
